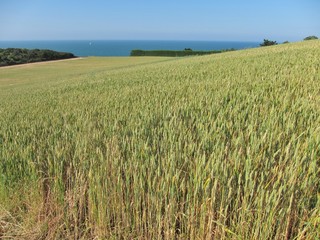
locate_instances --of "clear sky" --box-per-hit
[1,0,319,42]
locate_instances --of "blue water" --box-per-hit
[0,40,260,57]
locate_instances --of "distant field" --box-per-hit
[0,41,319,239]
[0,56,173,87]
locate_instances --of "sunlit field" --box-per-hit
[0,41,319,239]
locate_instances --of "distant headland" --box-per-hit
[0,48,76,67]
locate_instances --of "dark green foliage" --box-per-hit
[260,39,278,47]
[130,48,235,57]
[283,41,289,44]
[304,36,318,41]
[0,48,76,67]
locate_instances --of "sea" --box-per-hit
[0,40,260,57]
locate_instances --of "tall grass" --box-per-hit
[0,41,319,239]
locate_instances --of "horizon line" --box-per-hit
[0,39,270,43]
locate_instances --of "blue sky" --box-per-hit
[1,0,319,41]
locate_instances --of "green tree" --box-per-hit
[304,36,318,41]
[260,39,278,47]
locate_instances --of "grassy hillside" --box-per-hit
[0,41,319,239]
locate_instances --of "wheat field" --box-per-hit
[0,41,319,239]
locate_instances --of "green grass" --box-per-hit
[0,41,319,239]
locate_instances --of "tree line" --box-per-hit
[131,48,235,57]
[132,35,318,57]
[0,48,76,67]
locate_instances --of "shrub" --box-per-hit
[304,36,318,41]
[260,39,278,47]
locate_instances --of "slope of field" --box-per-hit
[0,41,319,239]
